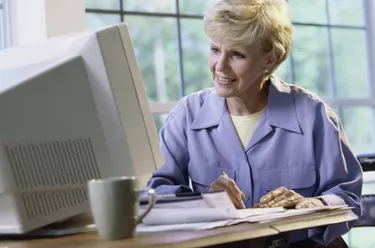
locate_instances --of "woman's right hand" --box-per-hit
[209,175,246,209]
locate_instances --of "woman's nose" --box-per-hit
[216,55,229,71]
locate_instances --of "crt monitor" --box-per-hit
[0,23,163,234]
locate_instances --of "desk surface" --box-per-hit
[0,223,277,248]
[0,210,357,248]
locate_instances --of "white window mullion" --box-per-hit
[363,0,375,151]
[364,0,375,99]
[1,0,12,48]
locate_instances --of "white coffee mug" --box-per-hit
[87,176,156,240]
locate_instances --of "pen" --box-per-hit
[222,171,246,209]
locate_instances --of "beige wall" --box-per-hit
[9,0,85,47]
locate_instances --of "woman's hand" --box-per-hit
[295,198,324,209]
[210,175,246,209]
[255,186,324,208]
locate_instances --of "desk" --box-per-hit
[0,210,357,248]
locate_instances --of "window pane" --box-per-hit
[86,13,121,29]
[344,228,375,248]
[331,29,369,98]
[125,16,179,102]
[181,19,211,95]
[340,107,374,155]
[123,0,175,13]
[331,107,341,117]
[328,0,364,27]
[179,0,214,15]
[289,0,327,24]
[85,0,120,10]
[152,113,168,134]
[274,56,291,83]
[292,26,331,97]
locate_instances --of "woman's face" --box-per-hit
[208,40,272,98]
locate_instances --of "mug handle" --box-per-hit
[135,187,156,225]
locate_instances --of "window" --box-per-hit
[288,0,375,156]
[85,0,375,156]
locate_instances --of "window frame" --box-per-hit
[363,0,375,151]
[85,0,375,151]
[0,0,12,48]
[0,0,4,48]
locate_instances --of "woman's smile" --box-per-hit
[216,75,237,86]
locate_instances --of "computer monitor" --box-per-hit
[0,23,163,234]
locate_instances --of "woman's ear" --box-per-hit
[265,50,277,71]
[266,51,277,71]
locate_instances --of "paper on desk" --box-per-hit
[137,209,290,233]
[228,205,350,225]
[201,191,237,209]
[151,190,250,210]
[141,208,232,225]
[140,192,229,210]
[236,207,285,218]
[141,191,285,225]
[141,205,284,225]
[140,191,231,224]
[137,206,354,233]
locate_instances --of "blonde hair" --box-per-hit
[204,0,293,74]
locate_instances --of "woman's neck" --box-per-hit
[226,80,270,116]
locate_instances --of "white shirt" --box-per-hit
[230,108,265,148]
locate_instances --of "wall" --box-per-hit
[9,0,85,46]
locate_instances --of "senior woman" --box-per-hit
[147,0,362,247]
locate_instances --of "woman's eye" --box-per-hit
[233,52,245,59]
[211,47,220,53]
